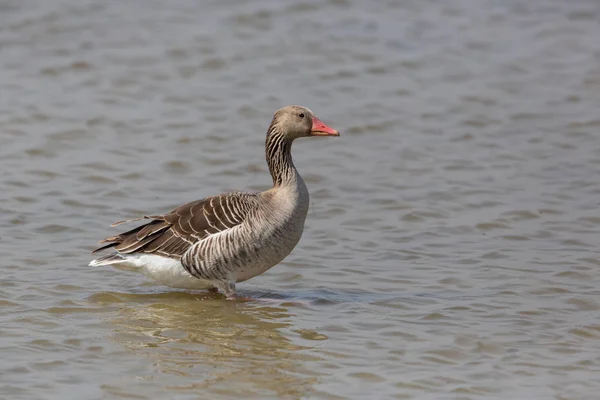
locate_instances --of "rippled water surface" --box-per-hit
[2,0,600,399]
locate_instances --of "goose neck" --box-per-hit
[265,131,297,187]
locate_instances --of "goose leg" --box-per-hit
[216,280,238,300]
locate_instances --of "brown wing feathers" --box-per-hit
[91,218,170,254]
[92,194,256,259]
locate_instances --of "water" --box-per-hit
[2,0,600,398]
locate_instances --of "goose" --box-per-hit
[89,105,339,299]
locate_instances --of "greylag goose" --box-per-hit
[89,105,339,299]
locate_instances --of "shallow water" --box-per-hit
[2,0,600,399]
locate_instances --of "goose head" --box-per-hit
[269,105,339,140]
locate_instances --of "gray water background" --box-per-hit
[1,0,600,399]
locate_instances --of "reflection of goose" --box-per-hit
[92,291,321,397]
[90,106,339,299]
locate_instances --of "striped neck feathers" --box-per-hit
[265,125,296,187]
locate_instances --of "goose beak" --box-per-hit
[310,116,340,136]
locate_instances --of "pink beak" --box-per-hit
[310,116,340,136]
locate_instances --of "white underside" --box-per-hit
[90,254,213,290]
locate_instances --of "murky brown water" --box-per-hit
[2,0,600,399]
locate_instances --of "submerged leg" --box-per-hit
[215,280,238,300]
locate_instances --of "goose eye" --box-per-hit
[298,113,305,118]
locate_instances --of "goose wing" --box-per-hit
[92,192,259,258]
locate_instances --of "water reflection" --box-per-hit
[90,291,321,398]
